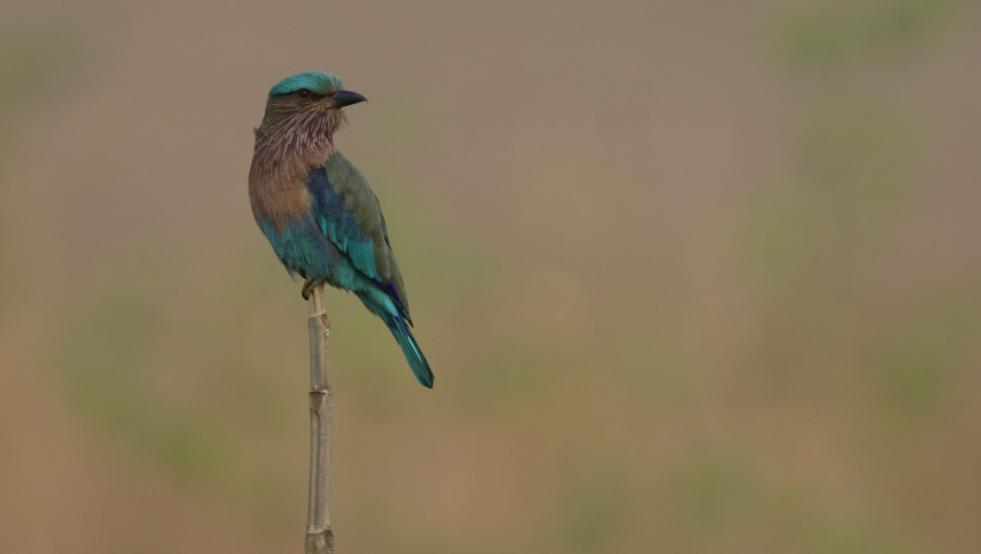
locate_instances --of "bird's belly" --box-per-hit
[260,220,336,278]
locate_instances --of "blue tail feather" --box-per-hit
[356,290,434,388]
[388,314,434,388]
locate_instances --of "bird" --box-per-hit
[249,70,434,388]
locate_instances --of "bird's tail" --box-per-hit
[385,313,434,388]
[357,291,434,388]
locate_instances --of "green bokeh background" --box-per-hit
[2,1,980,552]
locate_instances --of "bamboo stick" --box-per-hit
[305,285,334,554]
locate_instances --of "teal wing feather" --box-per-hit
[306,151,410,319]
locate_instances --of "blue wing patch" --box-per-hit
[305,167,380,279]
[305,166,410,321]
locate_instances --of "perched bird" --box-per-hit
[249,71,433,388]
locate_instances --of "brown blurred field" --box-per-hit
[2,0,981,552]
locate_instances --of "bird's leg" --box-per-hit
[302,278,327,300]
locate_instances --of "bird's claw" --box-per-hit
[301,278,326,300]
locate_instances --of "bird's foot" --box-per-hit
[301,278,327,300]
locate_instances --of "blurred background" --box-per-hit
[2,0,980,552]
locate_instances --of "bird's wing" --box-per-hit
[306,152,411,318]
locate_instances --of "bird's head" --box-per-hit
[256,71,366,147]
[267,71,366,110]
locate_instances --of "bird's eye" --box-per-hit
[297,89,311,98]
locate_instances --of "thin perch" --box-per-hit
[305,286,334,553]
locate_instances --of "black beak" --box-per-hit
[331,89,367,108]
